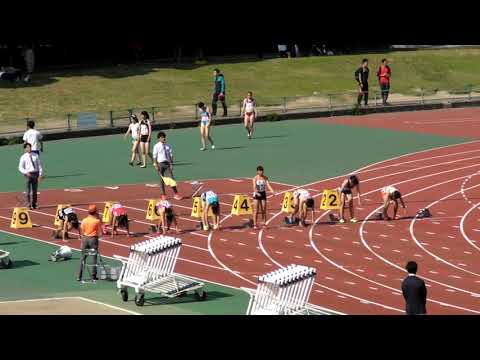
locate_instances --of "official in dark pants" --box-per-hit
[18,143,44,209]
[401,261,427,315]
[77,205,102,281]
[153,132,182,200]
[355,58,370,106]
[211,68,227,116]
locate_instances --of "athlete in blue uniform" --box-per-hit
[200,190,220,231]
[198,102,215,151]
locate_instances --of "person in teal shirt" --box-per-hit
[212,68,227,116]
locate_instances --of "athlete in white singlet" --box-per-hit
[241,91,257,139]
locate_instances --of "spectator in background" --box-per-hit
[22,44,34,83]
[401,261,427,315]
[377,58,392,105]
[277,44,288,58]
[212,68,227,117]
[355,58,370,106]
[23,120,43,156]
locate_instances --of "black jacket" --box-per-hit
[355,67,369,85]
[401,275,427,315]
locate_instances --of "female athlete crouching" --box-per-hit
[52,206,81,242]
[152,196,180,234]
[201,190,220,231]
[289,189,315,226]
[381,185,406,220]
[103,203,132,237]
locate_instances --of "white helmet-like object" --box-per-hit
[49,246,72,262]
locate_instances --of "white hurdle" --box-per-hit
[245,264,317,315]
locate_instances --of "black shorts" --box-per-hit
[116,214,129,228]
[140,135,149,143]
[341,188,352,195]
[305,198,315,208]
[254,191,267,201]
[165,208,174,222]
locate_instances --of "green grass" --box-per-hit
[2,48,480,126]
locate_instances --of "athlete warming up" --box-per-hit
[252,165,275,229]
[103,203,132,237]
[241,91,257,139]
[198,102,215,151]
[52,206,81,242]
[338,174,361,223]
[125,114,142,166]
[200,190,220,231]
[152,196,180,234]
[289,189,315,226]
[381,185,406,220]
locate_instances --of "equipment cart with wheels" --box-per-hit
[242,264,336,315]
[114,236,207,306]
[0,250,12,269]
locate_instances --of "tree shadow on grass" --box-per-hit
[11,260,40,269]
[142,291,234,307]
[44,173,86,179]
[252,135,288,140]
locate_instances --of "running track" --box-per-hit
[2,140,480,314]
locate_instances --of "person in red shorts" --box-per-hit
[377,58,391,105]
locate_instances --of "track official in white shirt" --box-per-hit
[22,120,43,155]
[18,143,44,209]
[153,132,182,200]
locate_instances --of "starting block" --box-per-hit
[231,195,253,216]
[191,197,213,218]
[284,217,299,225]
[54,204,71,226]
[281,192,295,214]
[146,199,162,221]
[320,189,341,210]
[102,202,114,223]
[161,176,177,187]
[417,208,431,218]
[10,207,32,229]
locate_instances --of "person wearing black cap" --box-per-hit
[401,261,427,315]
[211,68,227,117]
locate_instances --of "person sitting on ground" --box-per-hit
[200,190,220,231]
[151,195,180,234]
[103,202,132,237]
[52,206,81,242]
[381,185,406,220]
[288,189,315,226]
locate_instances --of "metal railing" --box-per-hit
[2,85,480,136]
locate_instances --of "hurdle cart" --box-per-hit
[114,236,207,306]
[242,264,332,315]
[0,250,12,269]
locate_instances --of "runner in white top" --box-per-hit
[381,185,406,220]
[289,189,315,226]
[241,91,257,139]
[124,114,142,166]
[197,102,215,151]
[138,111,154,168]
[23,120,43,155]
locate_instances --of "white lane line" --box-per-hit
[294,255,303,259]
[244,258,254,262]
[364,257,373,261]
[314,260,323,264]
[400,238,409,242]
[344,252,352,256]
[448,236,455,239]
[285,239,294,243]
[379,234,388,238]
[369,287,378,291]
[333,237,342,241]
[393,250,401,253]
[377,274,387,278]
[345,281,356,285]
[220,238,228,242]
[442,247,450,250]
[324,248,333,252]
[464,251,472,255]
[356,269,365,273]
[352,241,361,245]
[275,251,283,255]
[449,275,462,279]
[237,242,246,246]
[267,235,275,239]
[264,263,272,266]
[429,271,439,274]
[372,245,381,249]
[325,277,334,281]
[426,232,436,235]
[226,254,234,258]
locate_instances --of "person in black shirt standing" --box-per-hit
[401,261,427,315]
[212,68,227,117]
[355,58,369,106]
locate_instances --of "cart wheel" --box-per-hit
[120,289,128,302]
[135,294,145,306]
[195,291,207,301]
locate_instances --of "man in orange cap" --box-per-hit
[78,204,102,281]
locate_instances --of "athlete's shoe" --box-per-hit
[173,194,182,201]
[211,145,215,150]
[213,224,219,230]
[339,219,346,224]
[200,147,206,151]
[350,218,358,223]
[129,161,133,166]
